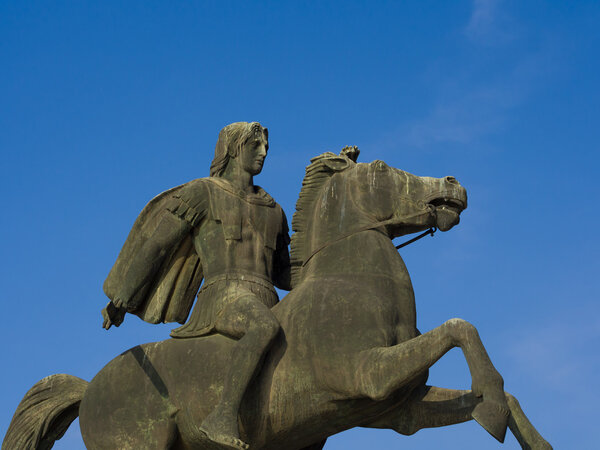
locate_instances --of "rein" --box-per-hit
[395,227,437,249]
[301,207,436,268]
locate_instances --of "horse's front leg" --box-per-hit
[344,319,510,442]
[365,385,552,449]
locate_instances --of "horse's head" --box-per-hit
[290,150,467,285]
[347,158,468,236]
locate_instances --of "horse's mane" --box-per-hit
[290,151,355,287]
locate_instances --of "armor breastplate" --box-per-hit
[193,178,282,280]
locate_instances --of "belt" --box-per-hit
[200,271,276,293]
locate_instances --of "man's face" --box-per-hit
[239,134,268,176]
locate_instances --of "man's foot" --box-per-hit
[199,410,249,450]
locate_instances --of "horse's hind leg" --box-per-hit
[364,385,475,435]
[340,319,509,441]
[366,386,552,449]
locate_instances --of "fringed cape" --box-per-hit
[103,182,204,325]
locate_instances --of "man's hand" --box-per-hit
[101,301,126,330]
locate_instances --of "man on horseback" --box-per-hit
[101,122,291,450]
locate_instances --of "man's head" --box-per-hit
[210,122,269,177]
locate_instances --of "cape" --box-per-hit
[103,182,204,325]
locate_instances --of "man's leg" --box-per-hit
[199,294,280,450]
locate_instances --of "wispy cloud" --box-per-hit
[402,85,509,147]
[398,54,543,149]
[375,1,554,151]
[465,0,517,45]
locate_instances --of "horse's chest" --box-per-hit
[302,277,415,350]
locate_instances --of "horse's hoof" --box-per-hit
[472,400,509,443]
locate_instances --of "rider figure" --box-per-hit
[101,122,291,450]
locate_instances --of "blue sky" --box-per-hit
[1,1,598,448]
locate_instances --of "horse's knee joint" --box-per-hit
[447,317,472,329]
[446,318,477,342]
[395,419,420,436]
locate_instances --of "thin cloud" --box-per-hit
[382,0,557,153]
[371,1,561,155]
[370,1,546,152]
[465,0,517,45]
[402,87,507,147]
[398,54,543,149]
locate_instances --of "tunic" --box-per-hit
[167,177,289,338]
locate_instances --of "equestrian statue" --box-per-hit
[3,123,552,449]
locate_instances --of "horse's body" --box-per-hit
[3,153,552,449]
[79,231,418,450]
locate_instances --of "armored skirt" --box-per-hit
[170,273,279,339]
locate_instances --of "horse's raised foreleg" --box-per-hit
[344,319,509,442]
[505,392,552,450]
[365,385,552,449]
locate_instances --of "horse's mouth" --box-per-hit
[428,197,466,214]
[428,197,465,231]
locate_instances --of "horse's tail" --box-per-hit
[2,374,88,450]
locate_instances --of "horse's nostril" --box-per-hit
[446,176,457,184]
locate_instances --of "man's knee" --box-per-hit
[213,294,280,349]
[233,293,281,342]
[253,314,280,344]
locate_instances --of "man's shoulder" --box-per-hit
[180,177,210,191]
[253,185,278,208]
[174,177,211,200]
[206,178,278,208]
[142,178,208,207]
[162,178,210,227]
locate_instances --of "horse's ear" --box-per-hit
[340,145,360,162]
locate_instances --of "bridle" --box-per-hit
[300,206,438,268]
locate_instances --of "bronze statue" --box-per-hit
[3,127,552,450]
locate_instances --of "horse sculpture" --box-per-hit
[3,151,552,449]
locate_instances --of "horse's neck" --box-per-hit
[303,179,406,280]
[304,229,409,280]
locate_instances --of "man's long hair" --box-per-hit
[210,122,268,177]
